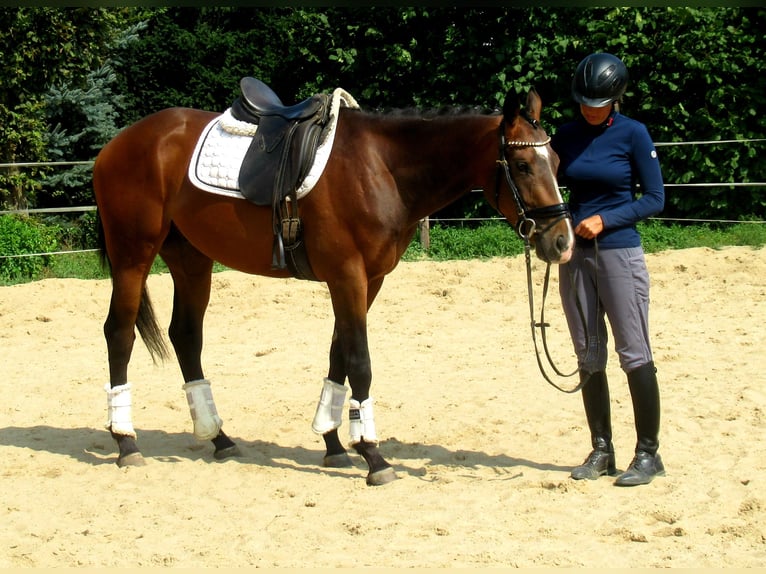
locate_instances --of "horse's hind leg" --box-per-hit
[160,228,240,460]
[104,265,157,467]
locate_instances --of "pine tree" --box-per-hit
[42,64,123,207]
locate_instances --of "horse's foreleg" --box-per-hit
[321,277,396,485]
[313,333,353,467]
[344,373,396,485]
[162,234,240,460]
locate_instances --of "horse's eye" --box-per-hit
[516,162,531,175]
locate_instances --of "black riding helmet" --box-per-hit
[571,52,628,108]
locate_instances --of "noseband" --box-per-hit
[494,115,584,393]
[494,116,570,241]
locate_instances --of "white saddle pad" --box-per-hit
[188,88,359,200]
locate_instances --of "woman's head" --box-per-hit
[571,52,628,108]
[579,103,613,126]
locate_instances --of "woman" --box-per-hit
[551,53,666,486]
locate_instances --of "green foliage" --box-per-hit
[0,211,101,283]
[41,251,110,281]
[637,220,707,252]
[43,65,123,206]
[614,8,766,222]
[77,211,101,249]
[0,217,763,284]
[112,7,290,121]
[0,7,136,209]
[403,220,766,261]
[0,6,764,225]
[41,210,99,250]
[42,251,172,282]
[407,222,526,261]
[0,215,58,281]
[0,99,47,209]
[638,219,766,253]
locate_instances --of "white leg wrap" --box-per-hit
[311,378,348,434]
[348,397,378,446]
[104,382,137,439]
[183,379,223,440]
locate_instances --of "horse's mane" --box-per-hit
[359,105,500,119]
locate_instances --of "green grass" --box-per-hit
[637,219,766,253]
[39,255,229,282]
[403,219,766,262]
[2,220,765,286]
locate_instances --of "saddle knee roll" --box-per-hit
[105,382,137,438]
[311,378,348,434]
[349,397,378,446]
[183,379,223,440]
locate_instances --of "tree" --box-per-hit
[42,64,124,207]
[113,7,295,123]
[531,6,766,221]
[3,6,764,221]
[0,7,133,209]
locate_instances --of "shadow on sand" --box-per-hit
[0,425,570,480]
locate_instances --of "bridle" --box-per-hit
[494,113,588,394]
[493,111,570,243]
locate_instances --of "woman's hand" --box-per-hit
[575,215,604,239]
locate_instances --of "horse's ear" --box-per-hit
[526,87,542,122]
[502,88,521,123]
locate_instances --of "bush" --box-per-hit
[42,210,99,250]
[0,215,59,282]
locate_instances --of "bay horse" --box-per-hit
[93,83,574,485]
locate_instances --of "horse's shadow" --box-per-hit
[0,425,570,479]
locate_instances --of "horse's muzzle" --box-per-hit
[523,204,574,264]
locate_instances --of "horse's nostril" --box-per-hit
[556,234,568,252]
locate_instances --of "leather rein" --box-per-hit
[494,115,586,394]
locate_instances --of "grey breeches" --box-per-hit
[558,245,654,374]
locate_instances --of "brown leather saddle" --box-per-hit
[230,77,332,280]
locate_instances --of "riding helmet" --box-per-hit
[571,52,629,108]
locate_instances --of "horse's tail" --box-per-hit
[136,287,171,364]
[96,209,110,274]
[96,211,170,363]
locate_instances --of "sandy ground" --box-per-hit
[0,246,764,567]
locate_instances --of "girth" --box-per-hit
[230,77,331,281]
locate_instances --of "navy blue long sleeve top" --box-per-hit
[551,112,665,249]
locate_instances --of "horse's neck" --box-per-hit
[370,112,500,220]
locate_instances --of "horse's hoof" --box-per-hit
[323,452,353,468]
[366,466,397,486]
[117,452,147,468]
[214,445,242,460]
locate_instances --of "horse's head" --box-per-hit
[494,88,574,264]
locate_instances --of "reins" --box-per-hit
[520,236,595,394]
[494,116,592,394]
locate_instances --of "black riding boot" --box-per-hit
[571,371,617,480]
[615,361,665,486]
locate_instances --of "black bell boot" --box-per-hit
[615,362,665,486]
[571,371,617,480]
